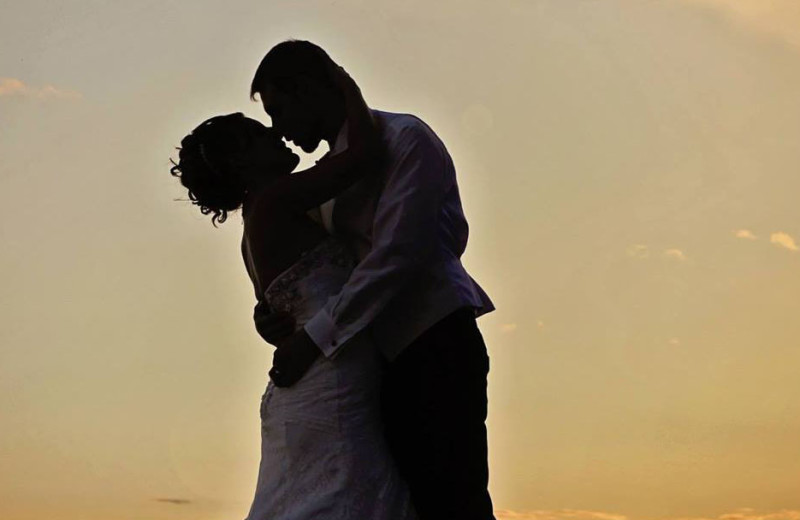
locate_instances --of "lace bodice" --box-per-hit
[262,237,355,328]
[243,234,417,520]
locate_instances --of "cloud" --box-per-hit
[0,77,81,100]
[719,511,800,520]
[495,510,800,520]
[495,509,627,520]
[0,78,25,96]
[154,498,192,505]
[682,0,800,51]
[501,323,518,333]
[664,249,688,261]
[626,244,650,259]
[770,231,799,251]
[734,229,758,240]
[627,245,688,261]
[673,509,800,520]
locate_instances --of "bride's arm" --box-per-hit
[268,67,384,213]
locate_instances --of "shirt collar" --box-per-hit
[330,109,381,156]
[330,120,349,156]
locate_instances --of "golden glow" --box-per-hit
[2,1,800,519]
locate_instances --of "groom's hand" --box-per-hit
[253,301,295,346]
[269,329,321,388]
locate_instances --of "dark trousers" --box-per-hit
[381,307,495,520]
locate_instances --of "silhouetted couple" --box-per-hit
[171,40,495,520]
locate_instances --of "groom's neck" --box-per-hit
[321,104,346,147]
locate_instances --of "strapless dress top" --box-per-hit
[263,237,355,328]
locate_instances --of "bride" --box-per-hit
[170,67,416,520]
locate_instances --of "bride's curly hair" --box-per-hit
[170,113,250,226]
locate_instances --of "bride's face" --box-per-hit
[234,119,300,180]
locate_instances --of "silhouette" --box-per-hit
[172,63,415,519]
[172,40,495,519]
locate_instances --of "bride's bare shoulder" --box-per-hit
[243,184,288,220]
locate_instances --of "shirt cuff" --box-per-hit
[304,310,340,358]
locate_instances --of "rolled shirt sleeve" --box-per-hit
[304,120,450,357]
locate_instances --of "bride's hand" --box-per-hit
[254,301,295,346]
[270,329,320,387]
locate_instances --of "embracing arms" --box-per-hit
[264,116,454,387]
[260,67,384,215]
[249,66,384,352]
[303,119,451,357]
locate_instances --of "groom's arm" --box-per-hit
[304,117,452,357]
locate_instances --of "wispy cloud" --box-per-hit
[672,508,800,520]
[682,0,800,51]
[770,231,799,252]
[495,509,627,520]
[626,245,687,261]
[734,229,758,240]
[664,249,688,261]
[496,509,800,520]
[0,77,81,100]
[501,323,518,333]
[154,498,192,505]
[626,244,650,259]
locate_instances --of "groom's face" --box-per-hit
[260,83,324,153]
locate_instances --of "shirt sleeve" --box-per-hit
[303,120,451,357]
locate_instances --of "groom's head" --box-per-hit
[251,40,345,153]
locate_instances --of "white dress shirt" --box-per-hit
[304,110,494,361]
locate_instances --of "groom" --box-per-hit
[251,40,496,520]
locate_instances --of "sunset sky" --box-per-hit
[2,1,800,519]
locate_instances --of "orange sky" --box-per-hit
[1,1,800,519]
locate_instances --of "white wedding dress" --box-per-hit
[242,237,417,520]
